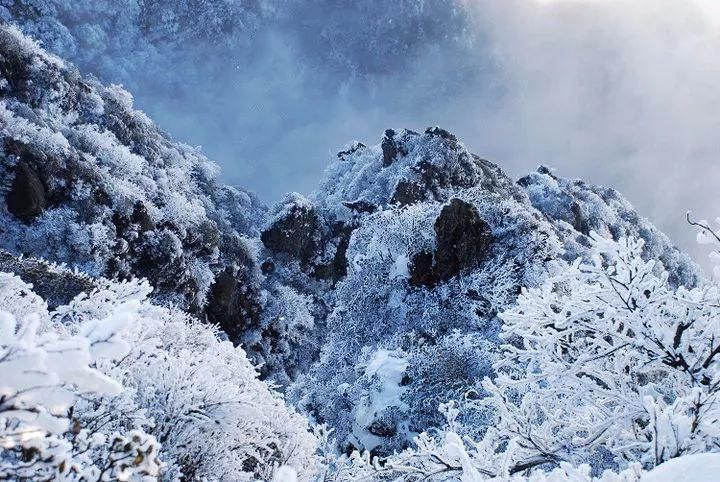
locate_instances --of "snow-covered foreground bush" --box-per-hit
[0,271,319,481]
[0,272,161,480]
[327,435,720,481]
[484,234,720,472]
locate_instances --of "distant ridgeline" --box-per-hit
[0,20,703,470]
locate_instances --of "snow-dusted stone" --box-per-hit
[261,192,322,264]
[410,198,493,287]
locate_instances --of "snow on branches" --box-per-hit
[688,213,720,280]
[486,233,720,472]
[0,270,319,481]
[0,272,161,481]
[323,233,720,481]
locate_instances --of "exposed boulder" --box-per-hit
[391,180,427,206]
[409,198,493,287]
[6,161,46,222]
[433,198,493,281]
[260,257,275,274]
[381,129,401,166]
[408,250,436,287]
[313,222,355,283]
[262,193,357,284]
[206,269,257,341]
[261,194,321,265]
[381,128,413,166]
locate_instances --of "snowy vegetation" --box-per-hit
[312,233,720,481]
[0,23,272,361]
[0,270,318,481]
[1,19,719,482]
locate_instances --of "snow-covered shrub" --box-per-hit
[479,234,720,473]
[0,267,319,481]
[0,272,161,481]
[326,427,645,481]
[316,234,718,480]
[55,277,320,481]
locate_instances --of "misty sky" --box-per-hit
[47,0,718,271]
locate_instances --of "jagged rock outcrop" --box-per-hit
[280,126,701,456]
[410,198,493,287]
[6,160,46,222]
[261,194,322,265]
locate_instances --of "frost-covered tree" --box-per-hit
[0,23,270,356]
[317,233,720,481]
[55,277,320,481]
[479,234,720,473]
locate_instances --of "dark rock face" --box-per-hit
[433,198,493,280]
[0,250,94,309]
[381,129,400,166]
[261,201,321,265]
[260,258,275,274]
[381,129,410,166]
[313,222,354,283]
[206,269,259,342]
[570,201,590,235]
[262,195,355,284]
[410,199,493,287]
[391,180,426,206]
[409,250,436,287]
[6,161,46,222]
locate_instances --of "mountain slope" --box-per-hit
[0,23,265,339]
